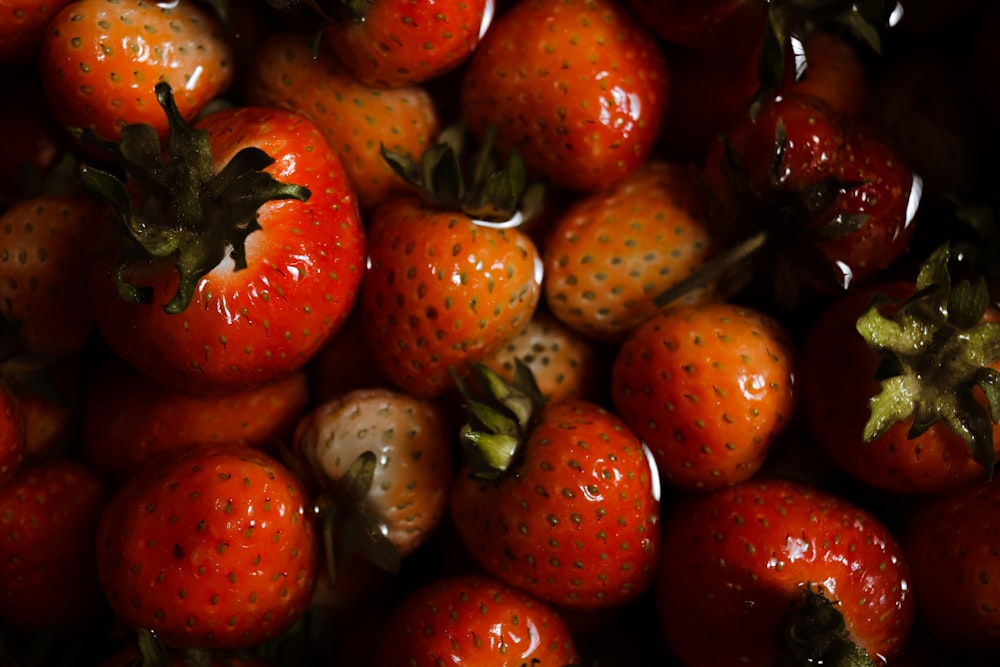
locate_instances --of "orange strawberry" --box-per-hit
[39,0,233,145]
[460,0,670,192]
[244,30,441,214]
[542,160,718,344]
[612,301,798,491]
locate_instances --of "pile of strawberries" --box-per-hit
[0,0,998,665]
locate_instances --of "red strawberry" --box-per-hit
[800,244,1000,495]
[0,457,111,630]
[625,0,766,61]
[0,193,103,358]
[292,386,455,575]
[83,354,311,481]
[450,364,661,609]
[0,0,75,65]
[612,301,797,492]
[900,479,1000,659]
[369,573,581,667]
[542,160,718,344]
[656,476,914,666]
[322,0,493,89]
[460,0,670,192]
[95,442,320,650]
[0,383,26,488]
[82,83,366,395]
[244,30,441,214]
[39,0,233,145]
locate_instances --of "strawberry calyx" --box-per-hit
[381,123,544,225]
[655,122,870,310]
[74,82,311,314]
[454,360,547,480]
[857,243,1000,479]
[775,584,876,667]
[311,451,402,581]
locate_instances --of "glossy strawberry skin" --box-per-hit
[95,443,319,650]
[0,457,111,630]
[360,195,541,399]
[39,0,233,144]
[370,573,581,667]
[460,0,670,193]
[293,387,455,558]
[656,476,914,667]
[244,30,441,214]
[450,399,661,609]
[542,160,716,344]
[612,302,797,491]
[323,0,492,89]
[800,282,1000,495]
[87,105,366,396]
[704,93,920,291]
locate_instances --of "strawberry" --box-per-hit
[611,301,797,492]
[83,354,311,481]
[656,476,914,667]
[900,479,1000,659]
[292,386,455,576]
[624,0,766,61]
[681,92,921,309]
[81,83,366,395]
[369,573,581,667]
[321,0,493,89]
[777,30,869,119]
[95,442,320,650]
[450,364,661,609]
[481,307,605,404]
[542,160,717,344]
[460,0,670,192]
[360,128,543,399]
[0,192,103,358]
[800,244,1000,495]
[39,0,234,146]
[0,457,111,630]
[244,30,441,214]
[0,383,25,488]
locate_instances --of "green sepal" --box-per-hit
[856,243,1000,479]
[775,583,876,667]
[453,360,548,480]
[75,82,310,315]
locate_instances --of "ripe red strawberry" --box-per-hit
[369,573,581,667]
[322,0,493,89]
[460,0,670,192]
[900,479,1000,659]
[0,383,26,488]
[83,354,311,481]
[481,307,605,404]
[359,125,544,399]
[625,0,766,61]
[95,442,319,650]
[82,83,366,395]
[656,476,914,666]
[39,0,233,145]
[0,193,103,358]
[0,457,111,630]
[612,301,797,492]
[800,245,1000,495]
[450,365,661,609]
[244,30,441,214]
[292,386,455,575]
[542,160,717,344]
[692,92,920,307]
